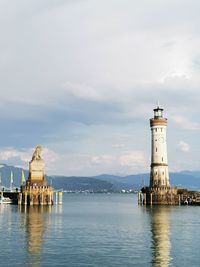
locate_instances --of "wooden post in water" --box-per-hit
[178,194,181,206]
[143,193,146,205]
[138,192,140,205]
[51,192,53,205]
[24,192,27,205]
[58,192,63,205]
[30,195,33,205]
[41,193,44,205]
[150,193,153,206]
[55,192,58,205]
[18,193,22,205]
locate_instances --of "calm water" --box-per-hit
[0,194,200,266]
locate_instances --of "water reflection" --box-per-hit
[19,205,52,267]
[147,207,173,267]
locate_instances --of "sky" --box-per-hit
[0,0,200,176]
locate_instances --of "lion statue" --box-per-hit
[32,145,43,161]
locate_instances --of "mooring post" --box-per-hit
[150,193,152,206]
[143,193,146,205]
[58,192,63,205]
[55,192,58,205]
[18,193,22,205]
[41,193,44,205]
[30,195,33,205]
[24,192,27,205]
[138,192,140,205]
[51,191,54,205]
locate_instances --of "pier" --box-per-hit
[0,190,63,205]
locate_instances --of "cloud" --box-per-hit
[0,147,60,171]
[112,144,125,149]
[91,155,115,165]
[171,116,200,131]
[0,1,200,174]
[62,82,103,101]
[42,148,61,163]
[177,141,190,153]
[119,151,147,170]
[0,148,31,162]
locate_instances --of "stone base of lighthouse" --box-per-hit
[139,186,180,205]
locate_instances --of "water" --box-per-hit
[0,194,200,266]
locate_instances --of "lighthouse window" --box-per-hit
[162,157,163,162]
[161,129,162,132]
[163,172,164,175]
[155,128,157,132]
[156,147,157,152]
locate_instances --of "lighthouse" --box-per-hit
[150,105,170,190]
[138,105,186,205]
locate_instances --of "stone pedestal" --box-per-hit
[21,185,53,206]
[28,159,46,186]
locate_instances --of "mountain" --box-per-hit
[93,174,147,190]
[51,176,113,192]
[1,163,200,191]
[52,172,200,191]
[0,164,29,189]
[170,172,200,189]
[0,164,114,192]
[95,172,200,190]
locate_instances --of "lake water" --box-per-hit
[1,194,200,266]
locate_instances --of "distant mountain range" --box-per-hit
[1,163,200,192]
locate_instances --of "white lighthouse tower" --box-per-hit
[150,105,170,190]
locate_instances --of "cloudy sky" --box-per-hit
[0,0,200,175]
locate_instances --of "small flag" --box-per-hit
[21,170,26,185]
